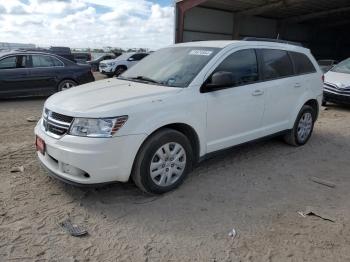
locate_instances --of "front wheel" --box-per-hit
[58,80,77,92]
[132,129,193,194]
[114,66,127,77]
[284,105,315,146]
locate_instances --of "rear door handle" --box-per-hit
[252,89,264,96]
[294,83,301,88]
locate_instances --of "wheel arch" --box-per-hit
[304,99,319,121]
[136,122,201,165]
[290,96,320,128]
[57,78,78,87]
[115,64,127,70]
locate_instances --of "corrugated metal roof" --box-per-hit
[187,0,350,24]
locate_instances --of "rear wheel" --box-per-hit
[132,129,193,194]
[58,80,77,92]
[284,105,315,146]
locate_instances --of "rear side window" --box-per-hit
[260,49,294,80]
[289,52,316,74]
[32,55,63,67]
[212,49,259,87]
[51,57,64,67]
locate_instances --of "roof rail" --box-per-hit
[242,37,303,47]
[14,47,49,52]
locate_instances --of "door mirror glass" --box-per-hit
[205,71,234,90]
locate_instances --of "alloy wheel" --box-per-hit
[297,112,313,142]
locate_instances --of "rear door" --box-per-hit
[0,55,32,97]
[258,49,298,134]
[26,54,65,94]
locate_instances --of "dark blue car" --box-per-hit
[0,50,95,98]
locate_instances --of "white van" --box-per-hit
[35,39,323,194]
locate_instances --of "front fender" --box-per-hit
[120,92,207,157]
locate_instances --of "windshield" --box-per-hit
[331,58,350,74]
[121,47,220,87]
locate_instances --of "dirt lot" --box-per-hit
[0,87,350,261]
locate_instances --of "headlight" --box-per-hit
[68,116,128,138]
[107,62,116,66]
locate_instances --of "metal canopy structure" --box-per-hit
[175,0,350,60]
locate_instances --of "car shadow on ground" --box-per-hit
[51,136,294,203]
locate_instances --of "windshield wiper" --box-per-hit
[130,76,160,84]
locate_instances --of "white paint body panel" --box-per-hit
[35,41,323,184]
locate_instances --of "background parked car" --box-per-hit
[72,52,92,64]
[99,52,149,77]
[88,53,117,71]
[48,46,75,62]
[318,59,338,73]
[323,58,350,106]
[0,50,94,98]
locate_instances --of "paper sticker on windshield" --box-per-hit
[189,50,213,56]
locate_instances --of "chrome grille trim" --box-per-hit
[42,109,74,138]
[324,82,350,96]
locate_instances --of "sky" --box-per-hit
[0,0,175,50]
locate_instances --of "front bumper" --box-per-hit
[324,90,350,105]
[35,123,146,185]
[99,66,114,75]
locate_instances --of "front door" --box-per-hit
[205,49,266,153]
[0,55,31,97]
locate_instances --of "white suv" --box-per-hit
[35,40,323,194]
[99,52,149,77]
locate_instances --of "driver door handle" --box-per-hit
[252,89,264,96]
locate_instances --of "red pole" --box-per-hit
[176,0,208,43]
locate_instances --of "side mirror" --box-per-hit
[127,57,135,61]
[202,71,234,92]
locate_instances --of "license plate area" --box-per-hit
[36,136,46,155]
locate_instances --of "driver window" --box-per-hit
[211,49,259,87]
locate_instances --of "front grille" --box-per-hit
[99,63,107,68]
[51,112,73,123]
[42,109,73,138]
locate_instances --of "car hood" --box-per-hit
[45,79,182,118]
[324,71,350,88]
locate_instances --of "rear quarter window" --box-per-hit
[260,49,294,80]
[289,52,316,74]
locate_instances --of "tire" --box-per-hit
[92,64,98,71]
[114,66,127,77]
[132,128,193,194]
[58,80,77,92]
[284,105,315,146]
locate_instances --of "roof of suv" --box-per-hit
[174,40,310,52]
[0,50,62,57]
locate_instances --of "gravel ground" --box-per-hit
[0,83,350,261]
